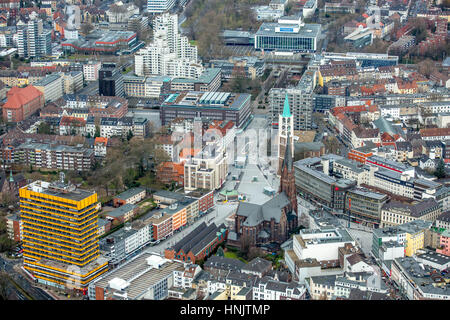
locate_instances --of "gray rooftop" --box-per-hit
[115,187,146,201]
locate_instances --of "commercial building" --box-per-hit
[293,157,356,210]
[100,219,153,266]
[34,74,64,103]
[2,85,44,122]
[436,211,450,230]
[123,75,171,98]
[160,91,252,128]
[164,222,227,263]
[292,226,356,264]
[380,198,442,228]
[170,68,221,92]
[13,141,94,171]
[62,95,129,119]
[62,30,139,55]
[345,188,389,228]
[371,220,433,260]
[148,197,199,241]
[254,14,321,52]
[88,253,192,300]
[20,180,108,290]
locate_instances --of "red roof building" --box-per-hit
[2,86,44,122]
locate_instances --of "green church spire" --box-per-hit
[282,94,291,118]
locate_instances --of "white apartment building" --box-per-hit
[83,61,101,81]
[147,0,176,13]
[184,144,228,192]
[134,13,203,79]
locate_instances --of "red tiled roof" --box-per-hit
[95,137,108,145]
[4,86,43,110]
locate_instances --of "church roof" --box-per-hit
[237,192,291,227]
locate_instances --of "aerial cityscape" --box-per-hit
[0,0,449,304]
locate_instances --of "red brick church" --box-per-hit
[234,134,298,247]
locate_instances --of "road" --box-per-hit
[0,254,55,300]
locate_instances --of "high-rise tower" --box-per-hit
[20,180,108,290]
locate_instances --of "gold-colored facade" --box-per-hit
[20,181,108,290]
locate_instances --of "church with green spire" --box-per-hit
[278,94,294,176]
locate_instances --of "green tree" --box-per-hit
[38,122,51,134]
[434,159,446,179]
[216,246,224,257]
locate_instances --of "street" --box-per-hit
[0,254,55,300]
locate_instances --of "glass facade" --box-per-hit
[256,35,315,51]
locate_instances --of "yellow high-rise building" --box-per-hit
[20,179,108,290]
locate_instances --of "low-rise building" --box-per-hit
[164,222,227,264]
[391,256,450,300]
[105,204,138,224]
[88,253,192,300]
[113,187,146,207]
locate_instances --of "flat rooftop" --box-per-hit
[256,22,321,38]
[23,180,96,202]
[92,253,185,300]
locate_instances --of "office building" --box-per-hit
[99,63,125,97]
[255,14,321,52]
[345,188,389,228]
[20,180,108,290]
[160,91,252,128]
[123,75,171,98]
